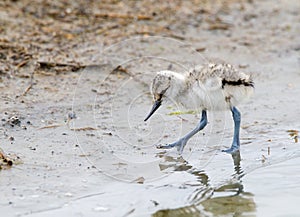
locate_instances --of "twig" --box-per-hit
[22,82,33,96]
[19,69,35,97]
[208,23,231,30]
[95,12,152,20]
[111,65,149,88]
[37,61,85,72]
[111,65,130,74]
[16,60,30,68]
[70,127,97,131]
[38,124,63,129]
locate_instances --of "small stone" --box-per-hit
[65,192,73,197]
[93,206,109,212]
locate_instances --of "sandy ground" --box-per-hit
[1,0,300,216]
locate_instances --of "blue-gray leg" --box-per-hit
[222,107,241,153]
[157,110,208,154]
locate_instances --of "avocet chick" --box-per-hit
[144,63,254,154]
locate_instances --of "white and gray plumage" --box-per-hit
[144,63,254,154]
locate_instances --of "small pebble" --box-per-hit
[93,206,109,212]
[65,192,73,197]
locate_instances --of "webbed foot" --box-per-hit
[156,139,187,154]
[222,143,240,154]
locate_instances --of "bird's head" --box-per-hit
[144,70,183,121]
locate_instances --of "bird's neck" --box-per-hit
[171,73,202,110]
[170,73,190,103]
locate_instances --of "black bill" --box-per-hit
[144,100,162,121]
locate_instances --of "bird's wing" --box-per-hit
[189,63,253,91]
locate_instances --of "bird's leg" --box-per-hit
[157,110,208,154]
[222,107,241,153]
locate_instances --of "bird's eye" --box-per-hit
[158,93,163,101]
[154,93,163,101]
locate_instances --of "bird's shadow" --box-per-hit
[154,150,256,216]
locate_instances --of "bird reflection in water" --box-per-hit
[153,151,256,217]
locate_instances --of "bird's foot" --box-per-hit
[156,139,187,154]
[222,143,240,154]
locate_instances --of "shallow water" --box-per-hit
[67,35,300,216]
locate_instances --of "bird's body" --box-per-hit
[152,63,253,111]
[144,62,254,154]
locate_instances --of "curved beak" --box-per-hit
[144,100,162,121]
